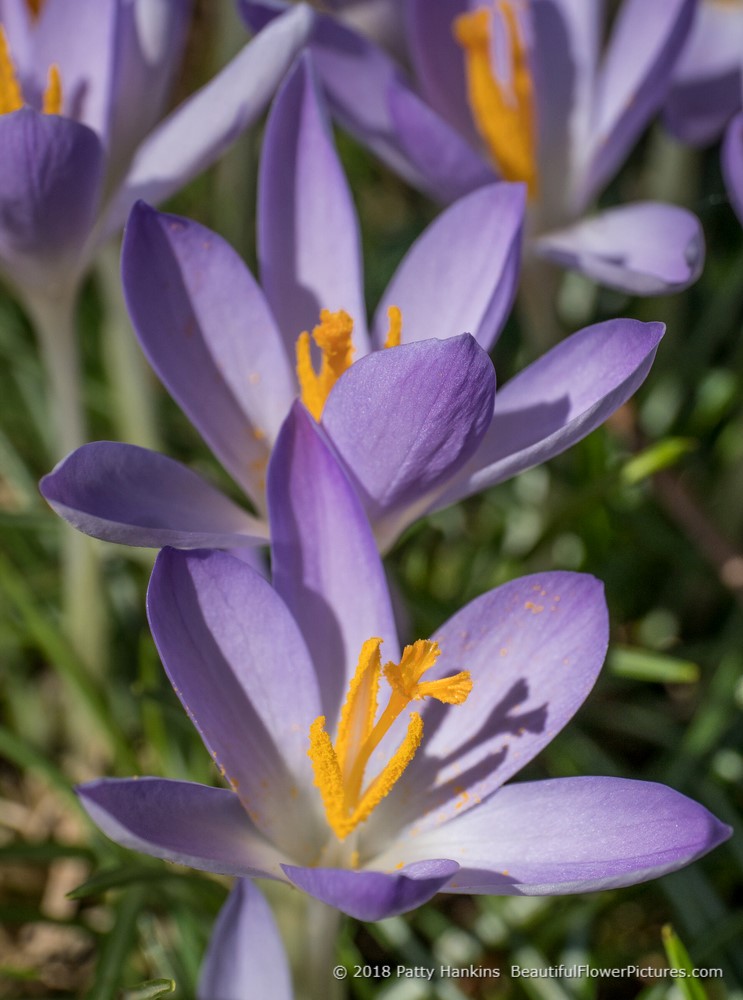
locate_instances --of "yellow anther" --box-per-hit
[296,308,355,421]
[454,2,538,197]
[0,28,23,115]
[42,64,62,115]
[383,305,402,349]
[307,637,472,841]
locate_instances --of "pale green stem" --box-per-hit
[517,253,565,350]
[24,287,105,671]
[97,240,161,450]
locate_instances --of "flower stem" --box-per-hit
[24,286,106,671]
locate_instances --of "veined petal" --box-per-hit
[321,335,496,549]
[365,573,607,844]
[435,318,663,508]
[198,881,293,1000]
[259,52,368,358]
[147,548,324,860]
[372,183,524,351]
[122,201,294,507]
[40,442,268,549]
[373,778,731,895]
[78,778,287,879]
[102,4,314,236]
[722,113,743,228]
[534,203,704,295]
[282,859,459,920]
[267,403,399,728]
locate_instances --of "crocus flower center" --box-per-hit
[308,637,473,841]
[295,305,403,421]
[0,27,62,116]
[454,1,538,197]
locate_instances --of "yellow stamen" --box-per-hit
[383,305,402,349]
[454,2,538,197]
[308,637,472,841]
[0,28,23,115]
[296,308,355,421]
[42,64,62,115]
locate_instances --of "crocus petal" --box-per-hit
[0,0,32,66]
[259,52,368,358]
[722,113,743,228]
[282,859,459,921]
[367,573,607,843]
[268,403,399,727]
[78,778,286,879]
[198,881,293,1000]
[534,203,704,295]
[147,548,324,860]
[40,442,267,549]
[583,0,695,203]
[0,110,104,291]
[102,4,313,235]
[435,318,663,508]
[122,201,295,507]
[374,777,731,895]
[321,335,496,549]
[372,183,524,351]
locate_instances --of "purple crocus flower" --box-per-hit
[198,881,292,1000]
[77,405,730,924]
[41,54,665,552]
[0,0,312,298]
[242,0,704,296]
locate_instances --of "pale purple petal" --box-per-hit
[122,201,294,506]
[375,777,731,895]
[267,403,399,728]
[147,548,324,860]
[198,882,292,1000]
[259,52,368,358]
[0,110,104,291]
[367,573,607,843]
[40,442,268,549]
[321,335,496,548]
[282,859,459,920]
[583,0,695,203]
[102,4,313,235]
[372,183,524,351]
[436,319,663,508]
[78,778,287,879]
[0,0,32,66]
[722,113,743,228]
[534,203,704,295]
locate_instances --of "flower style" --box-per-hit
[242,0,704,296]
[0,0,312,298]
[77,406,730,923]
[42,53,665,552]
[197,881,292,1000]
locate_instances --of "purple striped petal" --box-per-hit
[372,183,524,351]
[259,52,368,358]
[147,548,324,860]
[267,403,399,728]
[103,4,313,235]
[375,777,731,895]
[282,859,459,921]
[198,882,292,1000]
[122,201,294,506]
[321,335,496,549]
[534,203,704,295]
[436,319,663,508]
[78,778,286,879]
[367,573,607,843]
[722,113,743,228]
[40,442,267,549]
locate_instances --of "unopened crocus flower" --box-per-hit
[242,0,704,296]
[198,881,292,1000]
[78,406,730,925]
[42,54,665,552]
